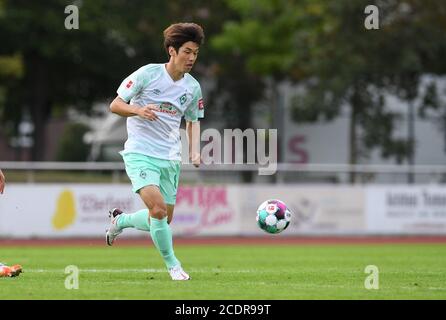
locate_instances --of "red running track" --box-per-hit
[1,236,446,246]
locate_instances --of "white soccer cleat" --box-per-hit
[106,208,123,246]
[168,265,190,281]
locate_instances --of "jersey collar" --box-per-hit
[163,63,186,85]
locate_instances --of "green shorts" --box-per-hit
[121,152,181,205]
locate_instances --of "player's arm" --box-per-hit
[110,96,158,121]
[185,84,204,167]
[186,120,200,168]
[0,169,5,194]
[112,66,158,120]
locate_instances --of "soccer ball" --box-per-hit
[256,199,291,234]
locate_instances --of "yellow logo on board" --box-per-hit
[52,190,76,230]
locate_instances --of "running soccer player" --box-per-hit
[106,23,204,281]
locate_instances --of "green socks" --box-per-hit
[116,212,179,269]
[116,209,150,232]
[149,216,180,269]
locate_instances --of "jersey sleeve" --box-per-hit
[116,66,149,102]
[184,84,204,122]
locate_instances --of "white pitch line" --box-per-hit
[27,269,165,273]
[399,286,446,291]
[25,268,254,273]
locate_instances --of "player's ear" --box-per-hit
[168,46,177,57]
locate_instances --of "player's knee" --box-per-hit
[150,203,167,220]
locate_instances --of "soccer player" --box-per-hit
[0,263,22,277]
[0,169,5,194]
[0,170,23,277]
[106,23,204,281]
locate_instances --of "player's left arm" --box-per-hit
[0,169,5,194]
[186,120,201,167]
[184,84,204,168]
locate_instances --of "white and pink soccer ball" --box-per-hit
[256,199,292,234]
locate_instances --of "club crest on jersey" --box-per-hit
[179,94,187,105]
[198,98,204,110]
[126,80,133,89]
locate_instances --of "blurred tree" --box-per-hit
[212,0,306,163]
[212,0,446,182]
[55,122,90,162]
[0,54,24,137]
[419,80,446,154]
[0,0,240,163]
[295,0,446,181]
[0,0,188,160]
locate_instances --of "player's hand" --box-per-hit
[138,104,159,121]
[190,152,201,168]
[0,170,5,194]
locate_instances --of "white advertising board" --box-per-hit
[240,185,366,235]
[366,186,446,234]
[0,184,240,237]
[2,184,445,237]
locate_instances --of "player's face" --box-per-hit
[173,41,199,73]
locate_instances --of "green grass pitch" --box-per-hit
[1,244,445,299]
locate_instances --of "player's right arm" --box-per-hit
[110,97,158,121]
[111,65,158,121]
[0,169,5,194]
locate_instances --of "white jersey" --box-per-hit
[116,63,204,161]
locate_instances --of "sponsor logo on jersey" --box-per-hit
[154,102,178,115]
[198,98,204,110]
[151,89,161,95]
[126,80,133,88]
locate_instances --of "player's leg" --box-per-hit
[116,154,176,229]
[106,153,159,245]
[0,263,22,277]
[0,263,12,277]
[167,204,175,224]
[156,160,189,280]
[115,208,150,231]
[139,185,188,280]
[109,204,172,238]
